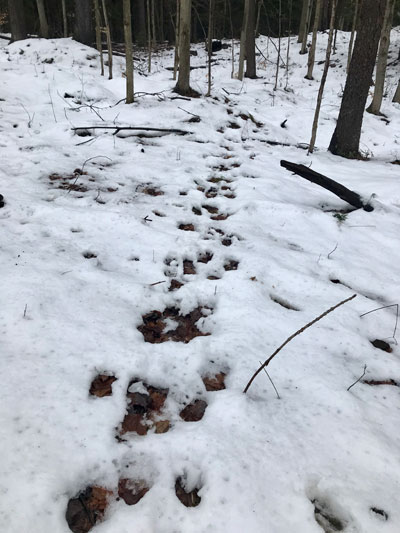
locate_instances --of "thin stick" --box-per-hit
[243,294,357,393]
[327,242,338,259]
[149,280,166,286]
[347,364,367,392]
[360,303,399,340]
[259,361,280,399]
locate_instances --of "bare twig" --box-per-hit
[327,242,338,259]
[23,304,27,318]
[68,156,112,193]
[72,125,191,136]
[259,361,281,399]
[243,294,357,393]
[347,364,367,391]
[360,303,399,341]
[149,280,166,286]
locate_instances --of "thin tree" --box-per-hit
[308,0,337,153]
[8,0,27,42]
[174,0,195,96]
[101,0,113,79]
[328,0,386,158]
[206,0,215,96]
[173,0,180,81]
[94,0,104,76]
[147,0,152,72]
[285,0,293,90]
[298,0,309,43]
[74,0,94,45]
[274,0,282,90]
[36,0,49,38]
[393,80,400,104]
[300,0,313,55]
[238,0,249,80]
[62,0,68,37]
[346,0,359,73]
[305,0,323,80]
[245,0,256,78]
[135,0,147,46]
[123,0,134,103]
[367,0,395,115]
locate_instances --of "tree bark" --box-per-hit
[62,0,68,37]
[346,0,359,73]
[74,0,94,45]
[206,0,215,96]
[328,0,386,159]
[174,0,194,96]
[123,0,134,103]
[8,0,27,42]
[308,0,337,153]
[393,79,400,103]
[36,0,49,38]
[238,0,249,80]
[298,0,309,43]
[94,0,104,75]
[367,0,395,115]
[245,0,256,78]
[305,0,323,80]
[134,0,147,45]
[300,0,313,55]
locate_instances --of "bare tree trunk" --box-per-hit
[8,0,27,42]
[74,0,94,45]
[151,0,156,47]
[123,0,134,103]
[173,0,180,80]
[245,0,256,78]
[367,0,395,115]
[308,0,337,153]
[328,0,386,158]
[274,0,282,89]
[62,0,68,37]
[207,0,215,96]
[305,0,323,80]
[238,0,249,80]
[134,0,147,46]
[298,0,309,43]
[228,0,234,78]
[147,0,152,72]
[346,0,359,73]
[285,0,293,90]
[393,79,400,103]
[101,0,113,79]
[300,0,313,55]
[174,0,194,96]
[36,0,49,38]
[94,0,104,75]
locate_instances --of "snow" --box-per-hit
[0,30,400,533]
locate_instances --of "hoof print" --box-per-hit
[66,486,112,533]
[224,259,239,271]
[370,507,389,521]
[183,260,196,275]
[178,223,195,231]
[118,478,149,506]
[89,374,117,397]
[198,251,213,264]
[202,372,226,391]
[180,399,207,422]
[312,499,345,532]
[175,477,201,507]
[138,306,211,344]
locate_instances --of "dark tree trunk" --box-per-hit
[74,0,94,45]
[8,0,27,42]
[134,0,147,46]
[328,0,386,159]
[244,0,256,78]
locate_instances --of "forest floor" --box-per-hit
[0,29,400,533]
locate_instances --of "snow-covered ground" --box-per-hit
[0,29,400,533]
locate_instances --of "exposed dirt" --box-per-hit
[169,279,184,291]
[197,251,213,264]
[82,251,97,259]
[202,372,226,391]
[224,260,239,271]
[192,206,202,216]
[180,399,208,421]
[117,478,149,506]
[178,223,195,231]
[370,339,393,353]
[205,188,218,199]
[175,477,202,507]
[363,379,398,387]
[89,374,117,397]
[66,486,112,533]
[183,259,196,275]
[202,204,219,214]
[137,184,164,196]
[138,306,211,344]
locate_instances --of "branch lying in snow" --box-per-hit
[72,126,191,137]
[280,160,374,212]
[243,294,357,394]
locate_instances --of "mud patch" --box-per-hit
[175,477,202,507]
[66,486,112,533]
[89,374,117,397]
[118,478,149,505]
[138,306,211,344]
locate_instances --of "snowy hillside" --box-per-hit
[0,30,400,533]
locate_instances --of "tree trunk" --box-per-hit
[173,0,180,80]
[245,0,256,78]
[305,0,323,80]
[206,0,215,96]
[300,0,313,55]
[147,0,152,72]
[8,0,27,42]
[298,0,309,43]
[36,0,49,38]
[62,0,68,37]
[393,79,400,103]
[238,0,249,80]
[101,0,113,79]
[308,0,337,153]
[123,0,134,103]
[134,0,147,46]
[174,0,194,95]
[94,0,104,75]
[328,0,386,159]
[367,0,395,115]
[74,0,94,45]
[346,0,359,73]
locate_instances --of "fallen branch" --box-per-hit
[72,125,191,136]
[347,364,367,392]
[243,294,357,394]
[280,160,374,211]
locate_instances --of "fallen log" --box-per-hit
[72,126,191,137]
[280,160,374,212]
